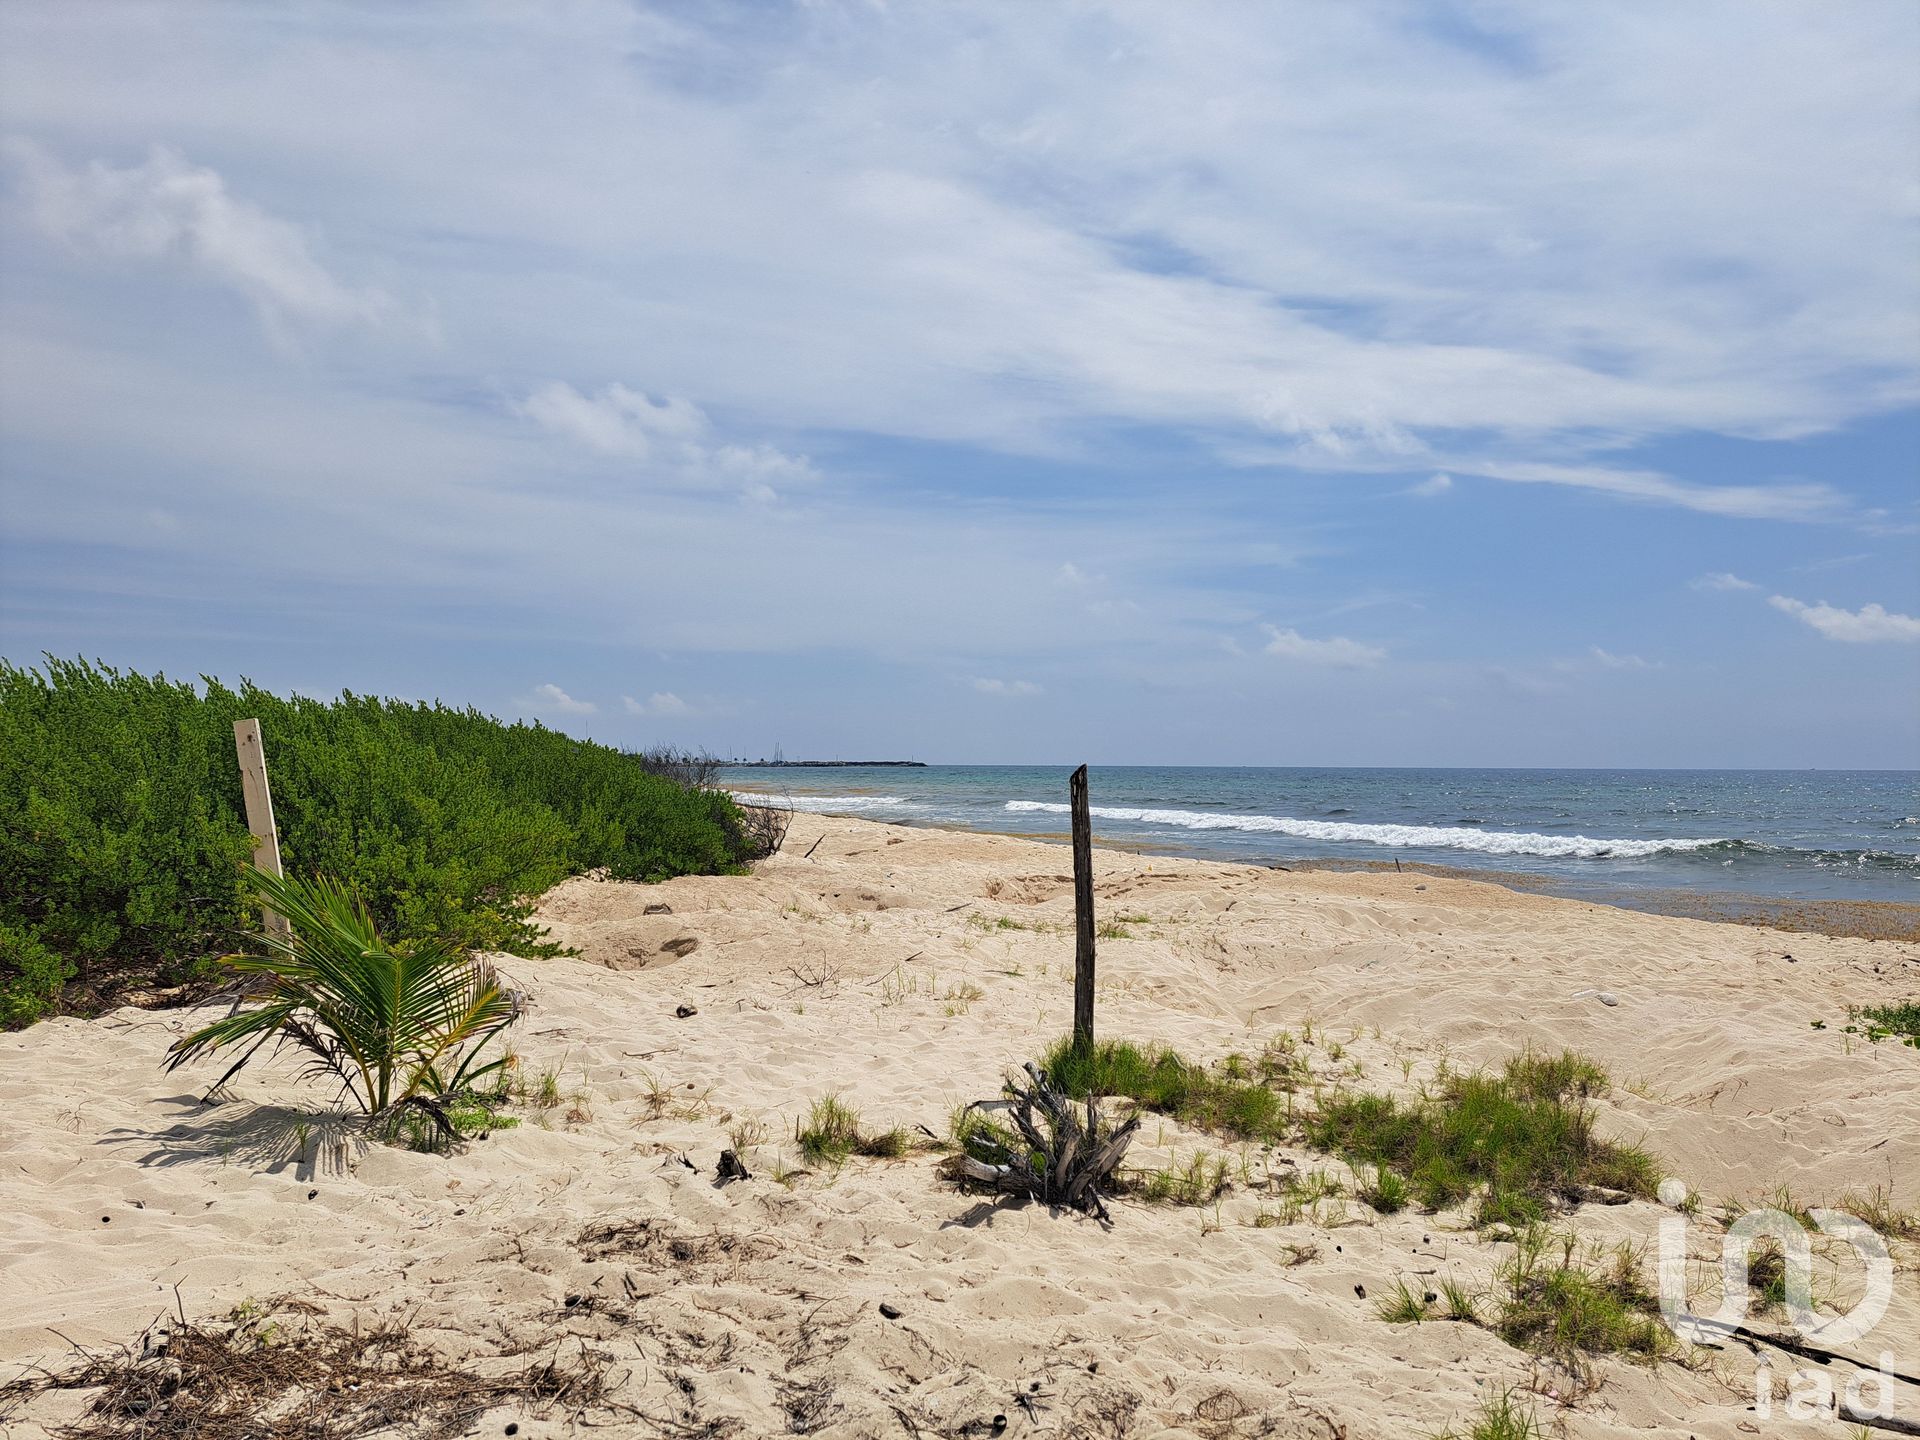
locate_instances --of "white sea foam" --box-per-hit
[732,791,908,814]
[1002,801,1725,860]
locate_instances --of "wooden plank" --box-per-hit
[1070,762,1095,1052]
[232,719,291,937]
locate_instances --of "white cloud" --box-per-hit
[1406,473,1453,498]
[1691,571,1759,592]
[518,381,814,496]
[623,691,692,717]
[523,682,595,715]
[5,139,392,340]
[1057,562,1088,586]
[972,677,1042,697]
[1768,595,1920,643]
[519,382,705,459]
[1261,625,1385,668]
[1589,648,1654,670]
[7,4,1906,518]
[1444,459,1841,522]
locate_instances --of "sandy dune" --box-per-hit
[3,814,1917,1437]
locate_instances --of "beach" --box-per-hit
[3,812,1917,1437]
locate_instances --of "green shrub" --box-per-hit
[0,657,756,1027]
[0,920,73,1028]
[1846,1000,1920,1048]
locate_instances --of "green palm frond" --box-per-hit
[168,869,524,1124]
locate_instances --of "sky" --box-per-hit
[1,1,1917,768]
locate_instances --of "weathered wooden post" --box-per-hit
[232,719,292,939]
[1070,763,1095,1053]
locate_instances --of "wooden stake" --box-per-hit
[1070,763,1095,1053]
[232,719,291,938]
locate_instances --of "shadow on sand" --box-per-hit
[101,1093,367,1180]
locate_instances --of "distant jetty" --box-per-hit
[720,759,928,768]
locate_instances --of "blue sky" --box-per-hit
[1,1,1916,767]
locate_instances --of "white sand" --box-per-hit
[3,814,1917,1436]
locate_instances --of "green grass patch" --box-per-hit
[0,657,762,1028]
[400,1089,522,1153]
[1493,1228,1669,1367]
[795,1095,907,1165]
[1306,1048,1657,1219]
[1039,1034,1298,1142]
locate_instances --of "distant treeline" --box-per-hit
[0,657,759,1028]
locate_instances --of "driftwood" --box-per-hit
[959,1061,1140,1223]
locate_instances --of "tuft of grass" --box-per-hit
[1257,1034,1307,1089]
[1835,1184,1920,1242]
[1493,1228,1669,1367]
[855,1127,910,1158]
[1439,1275,1481,1323]
[1746,1238,1789,1312]
[796,1095,861,1164]
[728,1117,769,1153]
[1095,919,1133,940]
[1358,1165,1410,1214]
[1375,1277,1433,1324]
[1132,1152,1230,1207]
[967,914,1029,933]
[795,1095,907,1165]
[1307,1048,1656,1221]
[1429,1387,1546,1440]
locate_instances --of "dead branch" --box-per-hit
[736,801,792,860]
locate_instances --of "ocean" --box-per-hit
[725,765,1920,906]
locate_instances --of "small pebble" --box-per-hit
[1596,991,1619,1006]
[674,1003,698,1019]
[505,1425,519,1436]
[101,1215,110,1224]
[1353,1283,1366,1299]
[878,1301,902,1319]
[308,1189,318,1200]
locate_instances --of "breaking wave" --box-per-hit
[732,792,908,814]
[1003,800,1724,860]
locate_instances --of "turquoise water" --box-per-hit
[725,766,1920,904]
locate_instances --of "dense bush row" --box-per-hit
[0,657,757,1028]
